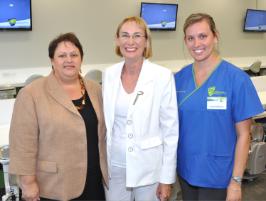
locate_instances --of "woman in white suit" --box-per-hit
[103,16,179,201]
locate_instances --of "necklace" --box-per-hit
[75,75,86,110]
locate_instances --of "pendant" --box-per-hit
[82,97,85,105]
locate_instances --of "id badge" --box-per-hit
[207,97,227,110]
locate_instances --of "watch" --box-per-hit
[231,176,242,184]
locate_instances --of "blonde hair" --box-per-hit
[183,13,219,39]
[115,16,152,58]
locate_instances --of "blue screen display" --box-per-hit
[0,0,32,30]
[244,9,266,32]
[140,3,178,30]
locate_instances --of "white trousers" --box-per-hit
[105,166,159,201]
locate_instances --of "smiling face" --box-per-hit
[116,21,147,62]
[184,19,218,63]
[51,41,82,82]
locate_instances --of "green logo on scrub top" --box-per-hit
[208,86,225,96]
[208,87,216,96]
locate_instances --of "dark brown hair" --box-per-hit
[48,32,84,60]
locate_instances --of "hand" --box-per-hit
[156,183,171,201]
[19,175,40,201]
[226,180,242,201]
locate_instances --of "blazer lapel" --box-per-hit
[83,79,101,120]
[134,60,154,90]
[128,60,154,115]
[106,63,124,127]
[46,72,80,116]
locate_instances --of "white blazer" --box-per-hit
[103,59,179,187]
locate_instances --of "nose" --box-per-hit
[66,55,73,62]
[127,36,135,44]
[193,38,201,47]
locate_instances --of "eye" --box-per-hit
[120,33,130,39]
[133,34,142,39]
[186,36,193,41]
[58,54,66,58]
[70,53,79,57]
[199,34,207,39]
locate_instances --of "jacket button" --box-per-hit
[128,147,133,152]
[128,133,133,138]
[127,120,132,125]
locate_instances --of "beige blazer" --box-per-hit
[9,73,108,200]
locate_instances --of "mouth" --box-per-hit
[193,48,204,54]
[64,65,75,68]
[125,47,137,52]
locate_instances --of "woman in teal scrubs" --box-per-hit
[174,13,264,201]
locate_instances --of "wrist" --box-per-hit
[19,175,37,185]
[231,176,242,185]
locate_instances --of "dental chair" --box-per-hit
[25,74,43,85]
[0,99,19,200]
[84,70,102,84]
[0,146,19,201]
[244,122,266,181]
[246,60,262,77]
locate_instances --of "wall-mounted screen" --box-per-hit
[0,0,32,31]
[243,9,266,32]
[140,2,178,31]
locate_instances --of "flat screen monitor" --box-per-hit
[243,9,266,32]
[0,0,32,31]
[140,2,178,31]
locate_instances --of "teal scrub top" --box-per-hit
[174,60,264,188]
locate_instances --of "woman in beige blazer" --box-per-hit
[9,33,108,201]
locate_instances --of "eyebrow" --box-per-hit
[56,51,79,54]
[186,32,208,37]
[120,31,143,34]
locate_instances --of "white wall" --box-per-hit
[0,0,265,70]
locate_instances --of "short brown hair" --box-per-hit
[115,16,152,58]
[183,13,219,38]
[48,32,84,60]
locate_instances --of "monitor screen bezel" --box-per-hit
[0,0,32,31]
[140,2,178,31]
[243,8,266,32]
